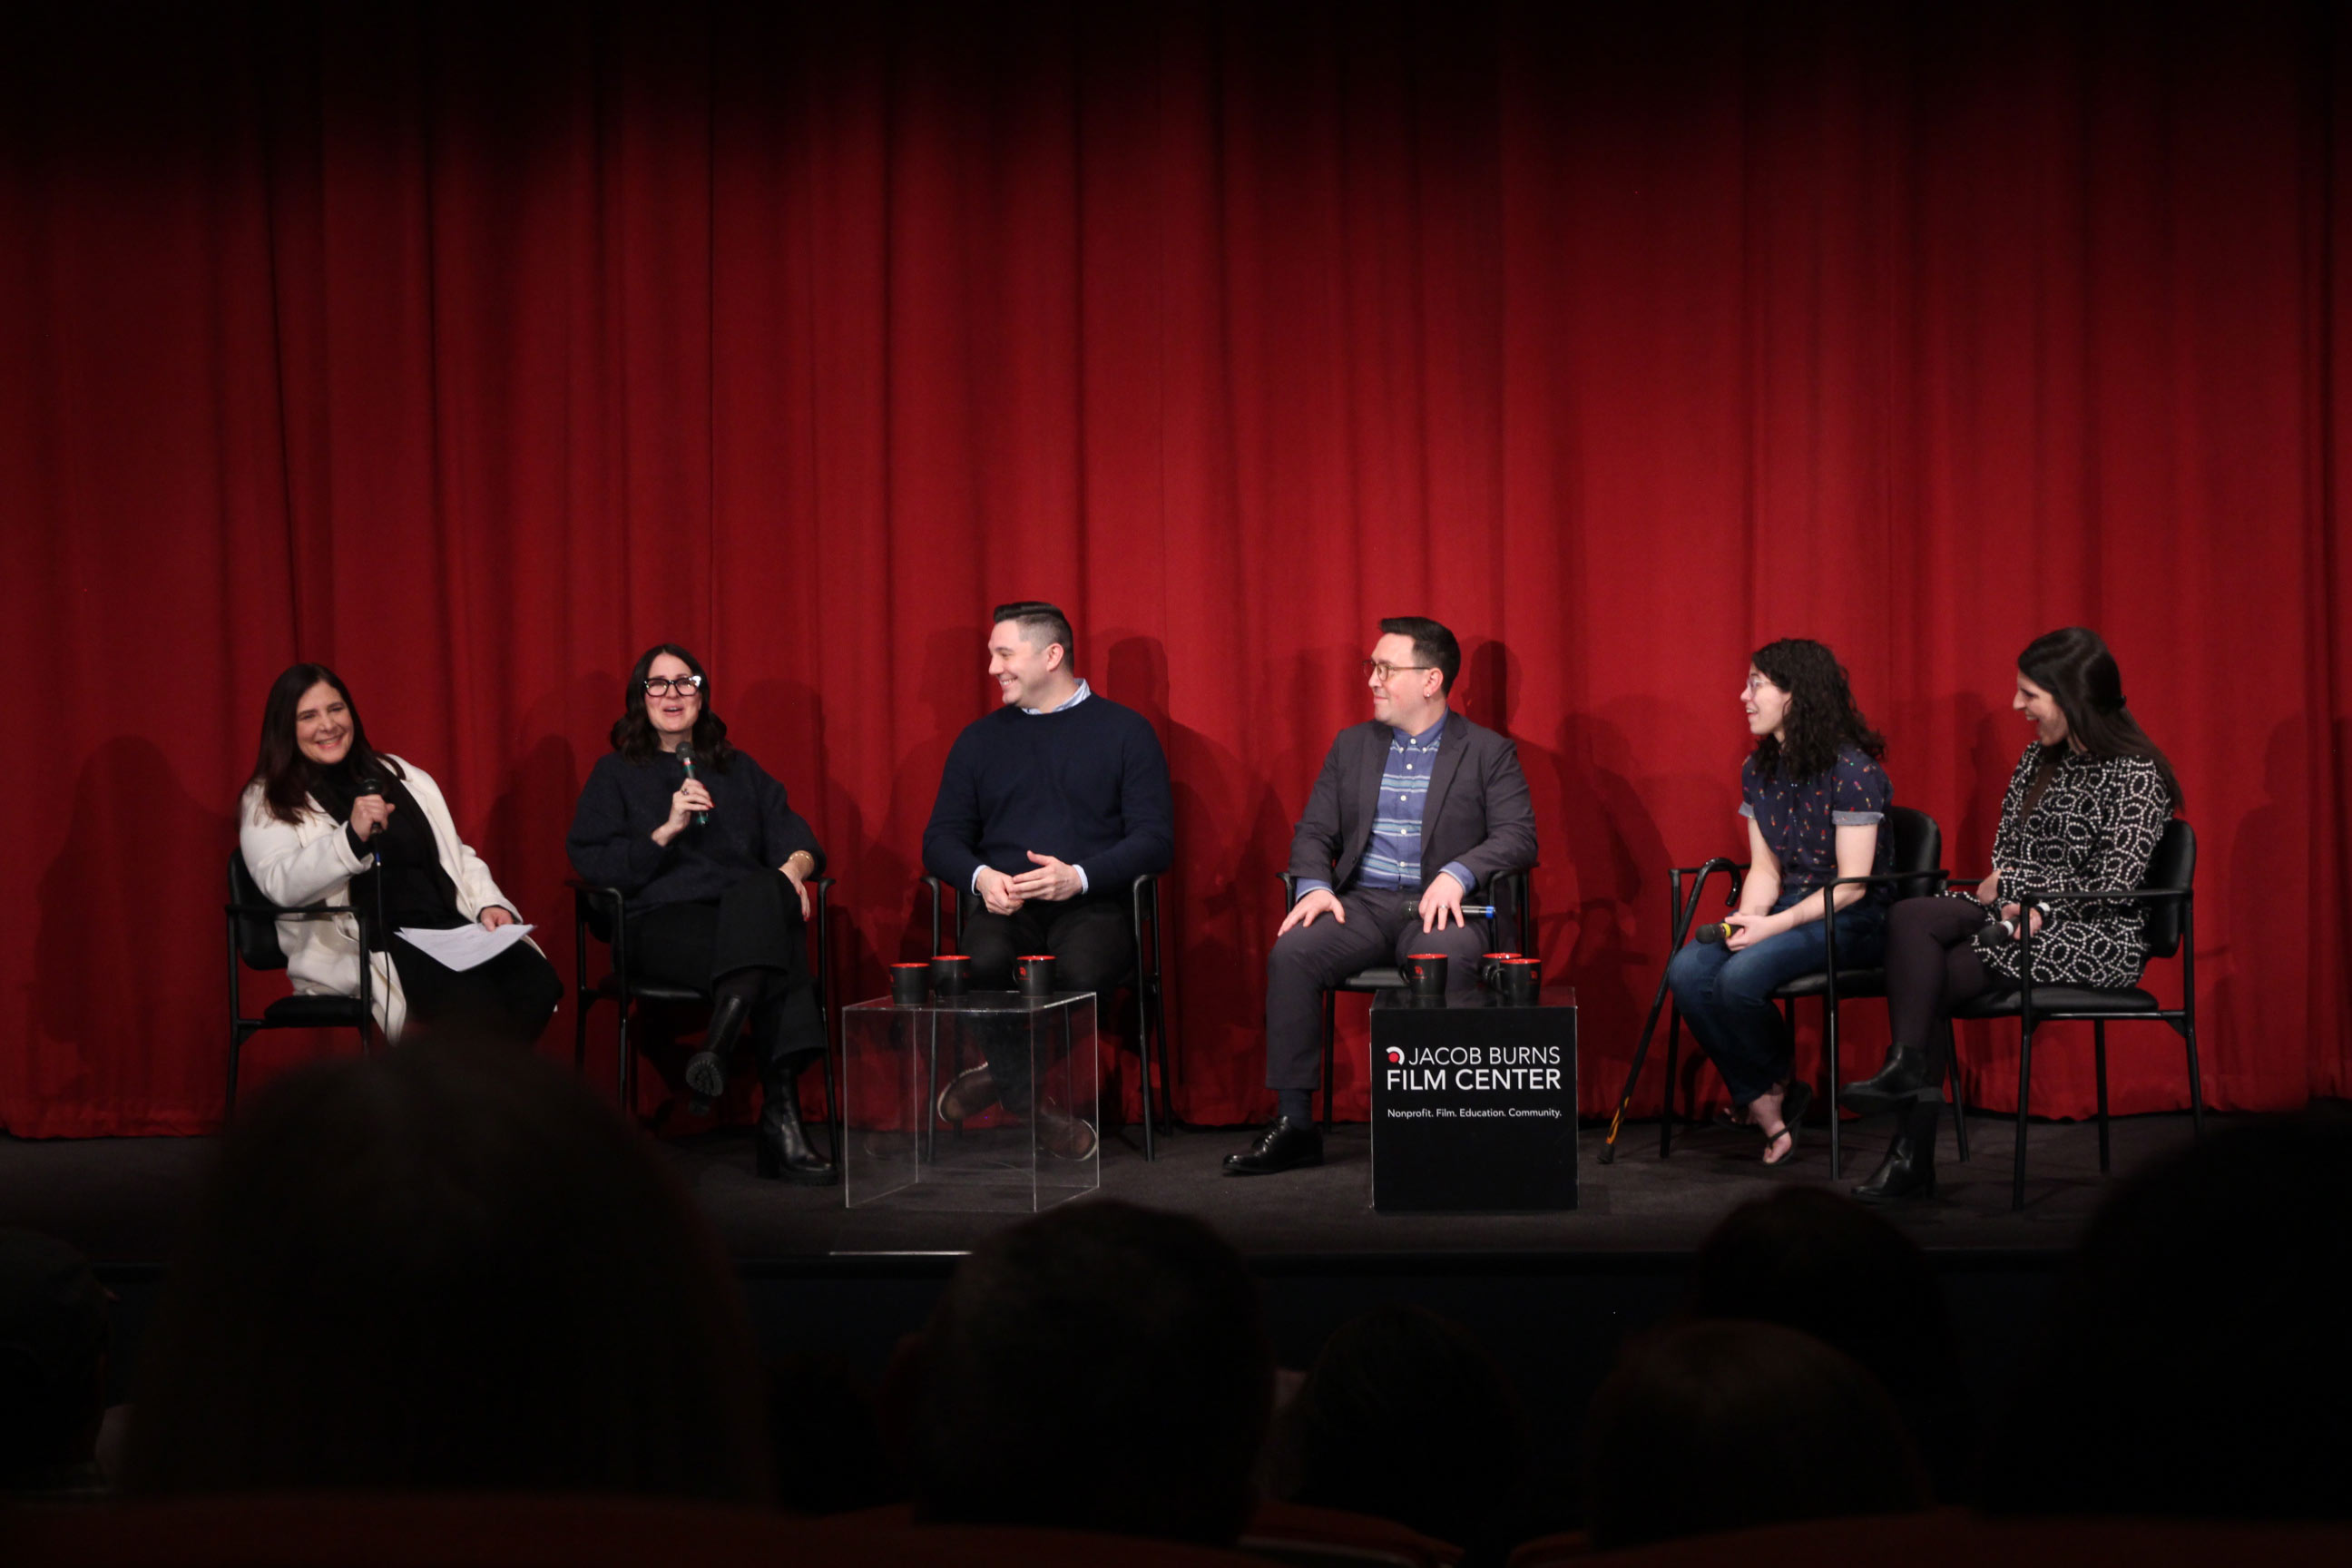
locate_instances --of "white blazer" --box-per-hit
[237,756,528,1039]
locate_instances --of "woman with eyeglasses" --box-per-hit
[1663,639,1895,1166]
[239,662,562,1045]
[566,643,834,1183]
[1838,627,2181,1202]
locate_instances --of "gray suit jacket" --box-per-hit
[1287,713,1538,895]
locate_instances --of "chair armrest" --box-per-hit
[224,902,359,921]
[2012,886,2190,904]
[1819,869,1947,890]
[921,874,961,956]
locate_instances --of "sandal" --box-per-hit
[1761,1121,1799,1166]
[1712,1105,1749,1131]
[1780,1079,1815,1131]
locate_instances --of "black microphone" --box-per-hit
[354,777,386,846]
[677,746,708,827]
[1694,921,1734,945]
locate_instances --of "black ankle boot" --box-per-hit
[1838,1039,1937,1116]
[757,1054,838,1185]
[1854,1098,1940,1203]
[684,992,752,1102]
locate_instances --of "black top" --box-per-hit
[567,747,825,911]
[309,761,465,944]
[920,696,1174,893]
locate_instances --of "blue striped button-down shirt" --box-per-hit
[1299,714,1475,902]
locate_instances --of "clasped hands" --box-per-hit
[975,853,1083,915]
[1279,871,1469,936]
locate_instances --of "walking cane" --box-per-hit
[1599,856,1738,1164]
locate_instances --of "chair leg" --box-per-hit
[1319,988,1337,1134]
[225,1027,247,1120]
[2182,1014,2205,1142]
[818,1043,841,1167]
[616,1007,632,1116]
[1152,974,1173,1138]
[1946,1017,1970,1163]
[1135,978,1156,1162]
[1659,1009,1683,1158]
[574,988,590,1074]
[2012,1020,2034,1212]
[2094,1019,2112,1174]
[1822,995,1841,1180]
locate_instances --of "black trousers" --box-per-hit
[392,934,564,1045]
[1884,895,1996,1080]
[959,892,1134,1112]
[627,869,826,1065]
[1262,886,1491,1091]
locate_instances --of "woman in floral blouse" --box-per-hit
[1839,627,2181,1201]
[1666,639,1894,1166]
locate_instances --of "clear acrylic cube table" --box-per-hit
[840,991,1100,1211]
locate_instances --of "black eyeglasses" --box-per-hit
[1361,661,1437,681]
[642,675,704,696]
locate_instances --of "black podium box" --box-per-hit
[1368,986,1577,1213]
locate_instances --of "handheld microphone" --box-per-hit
[677,746,708,826]
[355,777,386,846]
[1694,921,1734,945]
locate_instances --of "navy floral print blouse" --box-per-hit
[1740,745,1895,904]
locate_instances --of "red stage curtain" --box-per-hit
[3,2,2346,1136]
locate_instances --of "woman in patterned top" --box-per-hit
[1667,639,1894,1166]
[1839,627,2181,1201]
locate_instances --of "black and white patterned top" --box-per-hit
[1947,744,2172,988]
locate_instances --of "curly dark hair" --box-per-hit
[609,644,735,769]
[1749,639,1886,784]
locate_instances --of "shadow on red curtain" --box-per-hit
[1,1,2345,1136]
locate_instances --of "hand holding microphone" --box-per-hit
[350,778,395,843]
[676,745,710,827]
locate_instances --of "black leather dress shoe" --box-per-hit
[1223,1117,1324,1176]
[1838,1040,1936,1117]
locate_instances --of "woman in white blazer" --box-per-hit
[237,663,561,1043]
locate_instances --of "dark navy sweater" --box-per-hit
[567,748,824,910]
[921,696,1173,895]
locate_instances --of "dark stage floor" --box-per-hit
[0,1110,2203,1268]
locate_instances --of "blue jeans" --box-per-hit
[1663,893,1888,1107]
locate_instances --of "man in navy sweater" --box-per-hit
[922,602,1174,1156]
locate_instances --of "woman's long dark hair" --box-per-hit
[610,643,734,768]
[247,663,403,826]
[2018,627,2182,812]
[1749,639,1886,784]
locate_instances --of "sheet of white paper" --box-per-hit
[394,922,536,973]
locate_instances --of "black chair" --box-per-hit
[1655,806,1954,1178]
[1274,867,1535,1132]
[1950,817,2201,1211]
[225,849,376,1116]
[571,877,840,1154]
[920,872,1173,1160]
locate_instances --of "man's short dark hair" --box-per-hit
[899,1200,1271,1545]
[992,602,1076,669]
[1378,616,1460,693]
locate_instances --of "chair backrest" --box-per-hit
[1886,807,1942,900]
[228,849,289,971]
[2141,818,2195,959]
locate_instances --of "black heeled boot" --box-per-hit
[683,991,752,1103]
[1854,1096,1940,1203]
[1838,1039,1937,1117]
[757,1052,838,1185]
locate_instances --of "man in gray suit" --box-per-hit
[1226,616,1539,1176]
